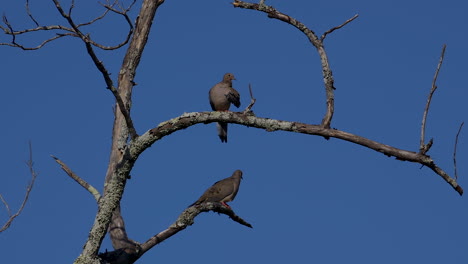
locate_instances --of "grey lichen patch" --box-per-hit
[180,112,199,118]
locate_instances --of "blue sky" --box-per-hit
[1,0,467,263]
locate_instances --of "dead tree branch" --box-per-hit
[51,155,101,202]
[0,142,38,232]
[453,122,464,180]
[233,1,356,131]
[420,44,446,154]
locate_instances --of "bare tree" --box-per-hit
[1,0,464,263]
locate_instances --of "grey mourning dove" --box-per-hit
[189,170,243,208]
[209,73,241,143]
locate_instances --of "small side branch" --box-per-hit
[243,83,257,113]
[420,44,446,154]
[321,14,359,41]
[453,122,464,180]
[0,142,38,232]
[25,0,39,26]
[51,155,101,202]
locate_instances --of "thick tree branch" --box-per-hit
[127,111,463,195]
[75,1,166,263]
[51,155,101,202]
[0,142,38,232]
[232,1,356,131]
[420,44,446,154]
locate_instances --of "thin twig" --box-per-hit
[453,122,464,180]
[0,194,12,216]
[321,14,359,41]
[68,0,75,17]
[2,15,17,46]
[0,141,38,232]
[51,155,101,202]
[77,7,111,27]
[243,83,257,113]
[0,24,74,35]
[420,44,446,154]
[25,0,40,27]
[0,34,66,50]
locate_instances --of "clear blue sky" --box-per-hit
[1,0,467,263]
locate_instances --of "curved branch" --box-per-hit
[129,111,462,195]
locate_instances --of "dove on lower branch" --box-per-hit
[189,170,243,208]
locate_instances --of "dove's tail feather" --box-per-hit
[217,122,228,143]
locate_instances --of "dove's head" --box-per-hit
[223,73,236,82]
[233,170,243,180]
